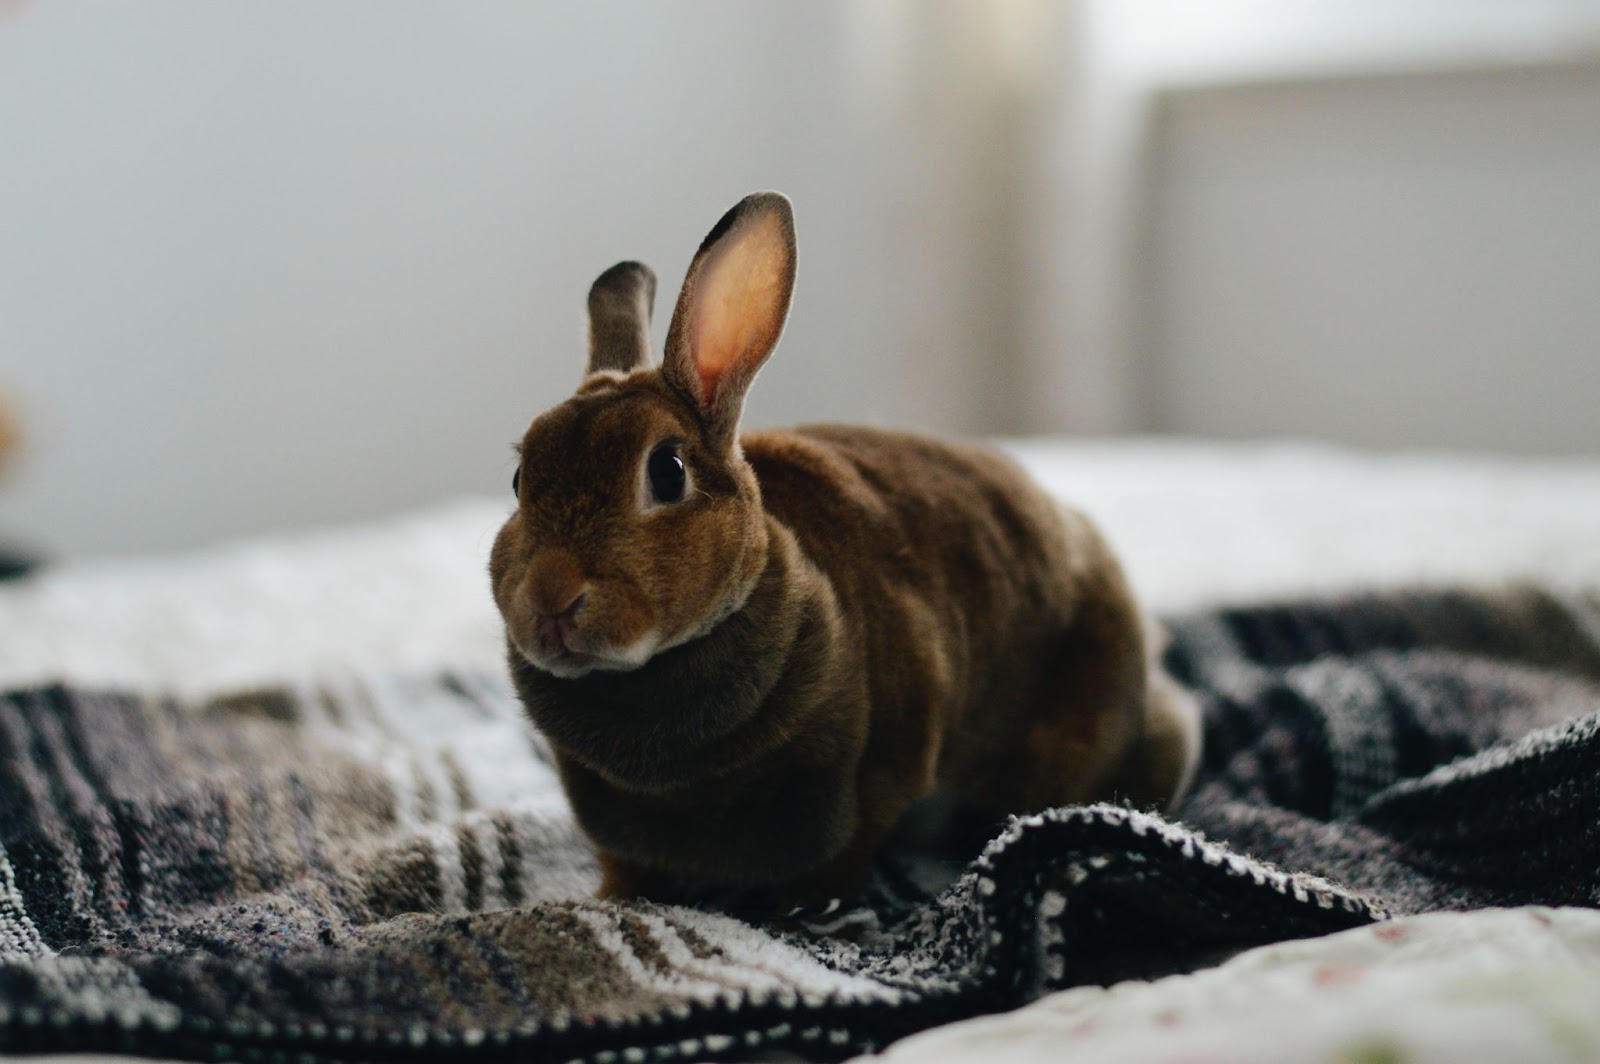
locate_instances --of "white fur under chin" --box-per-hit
[520,652,593,681]
[519,629,661,680]
[607,630,661,668]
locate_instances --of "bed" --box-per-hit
[2,437,1599,1063]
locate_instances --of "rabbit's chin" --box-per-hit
[515,631,661,681]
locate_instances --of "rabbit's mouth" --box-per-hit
[528,644,596,679]
[514,624,660,680]
[515,620,597,678]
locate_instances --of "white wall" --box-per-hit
[3,2,1051,557]
[1023,0,1600,437]
[6,2,1600,556]
[1141,62,1600,454]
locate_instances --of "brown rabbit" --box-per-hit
[490,192,1200,910]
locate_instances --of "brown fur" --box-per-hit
[489,192,1199,908]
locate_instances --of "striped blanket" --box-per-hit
[1,587,1598,1062]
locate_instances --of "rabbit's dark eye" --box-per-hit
[647,443,686,504]
[512,467,521,497]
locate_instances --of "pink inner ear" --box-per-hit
[690,213,788,403]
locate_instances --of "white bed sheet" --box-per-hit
[3,436,1600,1064]
[865,906,1600,1064]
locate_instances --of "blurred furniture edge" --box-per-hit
[0,393,38,579]
[1033,14,1600,457]
[1136,57,1600,456]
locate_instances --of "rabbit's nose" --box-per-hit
[534,590,588,653]
[526,549,588,618]
[541,590,587,623]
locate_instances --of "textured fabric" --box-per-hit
[0,587,1597,1062]
[865,906,1600,1064]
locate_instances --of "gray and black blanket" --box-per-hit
[2,586,1599,1062]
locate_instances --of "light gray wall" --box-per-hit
[1139,62,1600,454]
[3,2,1011,556]
[6,2,1600,557]
[1024,0,1600,440]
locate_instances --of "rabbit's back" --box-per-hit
[741,425,1127,771]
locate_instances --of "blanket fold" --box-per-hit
[2,586,1597,1062]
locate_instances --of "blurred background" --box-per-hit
[2,1,1599,557]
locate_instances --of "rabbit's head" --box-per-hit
[490,193,796,679]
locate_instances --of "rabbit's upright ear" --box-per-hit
[662,192,796,438]
[586,261,657,376]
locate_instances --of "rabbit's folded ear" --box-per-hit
[662,192,796,438]
[586,261,657,376]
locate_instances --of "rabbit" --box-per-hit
[489,191,1201,911]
